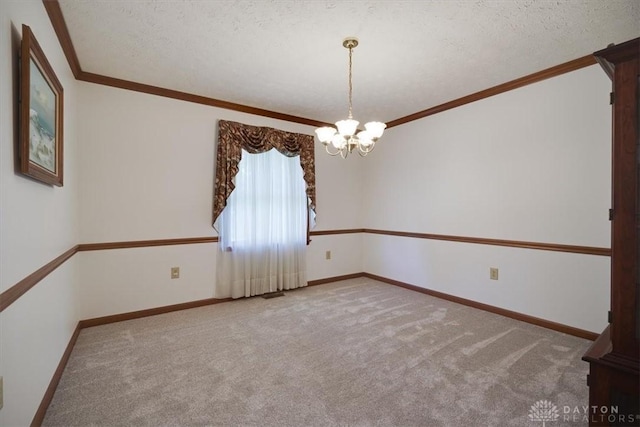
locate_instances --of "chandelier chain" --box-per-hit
[348,45,353,119]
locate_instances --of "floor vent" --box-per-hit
[262,292,285,299]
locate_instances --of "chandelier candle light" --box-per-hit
[315,38,386,158]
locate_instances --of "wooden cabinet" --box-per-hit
[582,37,639,427]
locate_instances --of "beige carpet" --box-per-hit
[43,278,590,426]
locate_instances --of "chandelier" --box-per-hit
[315,38,386,158]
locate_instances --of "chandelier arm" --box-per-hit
[358,142,376,155]
[324,144,343,156]
[357,145,374,156]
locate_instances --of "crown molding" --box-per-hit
[43,0,81,78]
[385,55,596,128]
[43,0,598,129]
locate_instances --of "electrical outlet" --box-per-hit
[325,251,331,260]
[490,267,499,280]
[171,267,180,279]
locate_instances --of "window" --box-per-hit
[212,120,316,299]
[218,148,308,251]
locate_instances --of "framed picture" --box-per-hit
[20,24,64,186]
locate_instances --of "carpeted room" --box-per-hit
[1,1,638,426]
[43,279,591,426]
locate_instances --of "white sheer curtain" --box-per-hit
[215,148,308,298]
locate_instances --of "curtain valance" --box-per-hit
[212,120,316,225]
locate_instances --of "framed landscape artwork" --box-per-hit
[20,24,64,186]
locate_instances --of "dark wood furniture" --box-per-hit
[583,37,640,427]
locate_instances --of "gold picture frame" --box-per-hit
[20,24,64,186]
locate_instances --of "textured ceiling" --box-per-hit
[58,0,639,125]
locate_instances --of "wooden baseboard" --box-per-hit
[363,272,599,341]
[307,273,365,286]
[78,297,234,329]
[31,324,81,427]
[79,275,355,329]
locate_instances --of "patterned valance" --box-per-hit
[212,120,316,226]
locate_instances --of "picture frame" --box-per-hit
[20,24,64,186]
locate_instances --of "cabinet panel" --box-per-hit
[583,37,640,427]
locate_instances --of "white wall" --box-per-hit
[77,82,364,319]
[0,1,80,425]
[362,65,612,333]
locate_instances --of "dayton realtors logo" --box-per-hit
[528,400,560,426]
[528,399,639,425]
